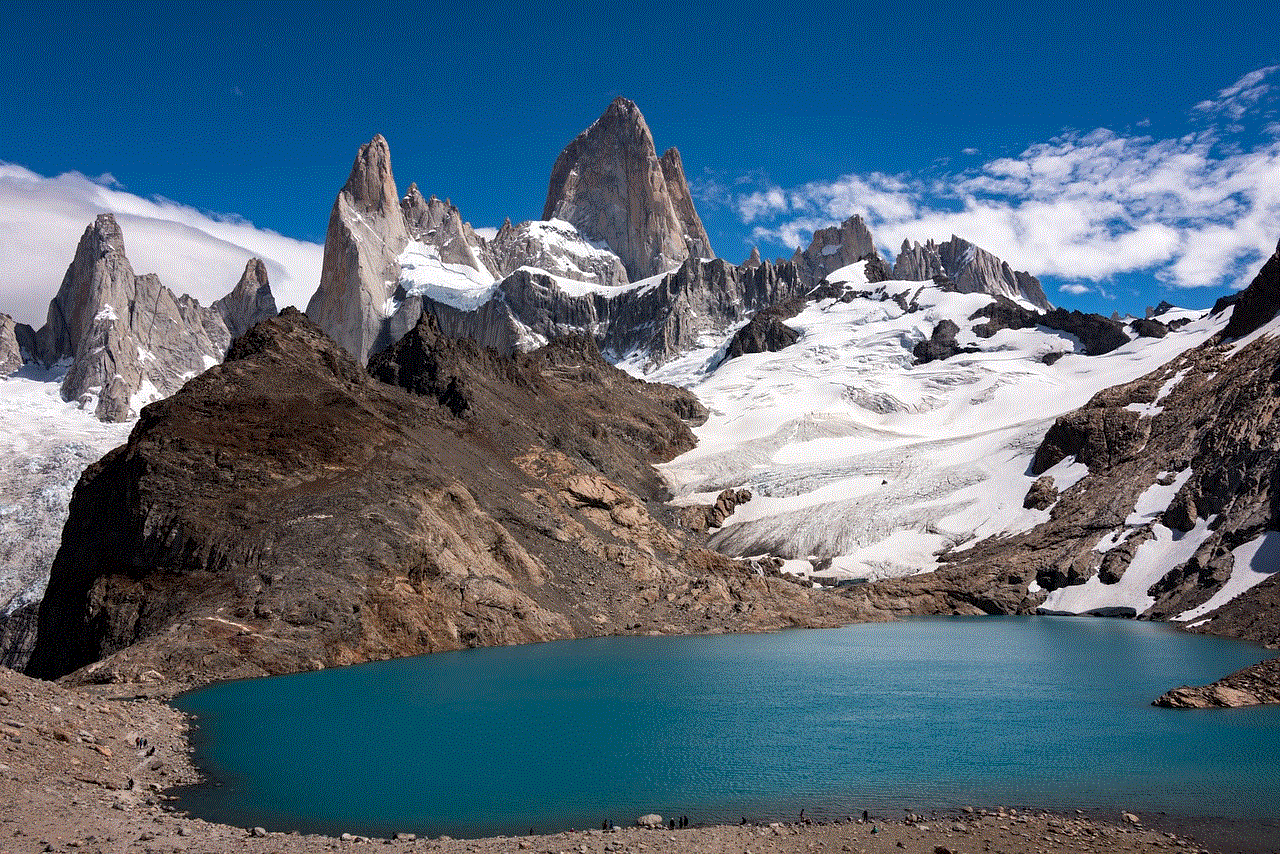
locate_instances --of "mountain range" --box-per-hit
[1,99,1276,706]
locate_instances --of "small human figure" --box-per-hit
[863,810,870,822]
[669,819,675,830]
[740,817,747,826]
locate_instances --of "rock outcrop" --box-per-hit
[542,97,714,281]
[790,216,880,287]
[912,319,979,364]
[412,254,809,366]
[306,134,412,363]
[24,214,263,421]
[1154,657,1280,708]
[892,236,1051,310]
[400,184,500,277]
[26,309,855,686]
[0,600,39,670]
[970,297,1130,356]
[211,258,277,340]
[0,314,23,375]
[721,306,802,362]
[1221,238,1280,339]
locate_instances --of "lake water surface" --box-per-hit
[172,617,1280,838]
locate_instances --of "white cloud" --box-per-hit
[0,164,323,327]
[736,67,1280,294]
[1192,66,1279,121]
[1059,283,1091,295]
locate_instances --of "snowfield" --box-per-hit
[644,262,1224,585]
[0,365,131,613]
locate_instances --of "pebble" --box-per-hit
[250,826,268,837]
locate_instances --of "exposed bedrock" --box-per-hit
[26,309,854,686]
[23,214,273,421]
[542,97,714,280]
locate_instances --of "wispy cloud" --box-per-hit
[1059,283,1091,296]
[736,68,1280,294]
[0,164,323,326]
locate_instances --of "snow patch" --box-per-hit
[1040,519,1217,615]
[1126,468,1192,526]
[1175,531,1280,622]
[397,240,497,311]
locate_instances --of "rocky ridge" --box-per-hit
[25,309,855,686]
[22,214,275,422]
[892,236,1051,310]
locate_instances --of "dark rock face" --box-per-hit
[721,302,802,363]
[411,255,809,366]
[27,309,853,686]
[542,98,714,280]
[912,319,980,364]
[0,601,40,670]
[1221,239,1280,339]
[678,489,753,533]
[970,297,1130,356]
[1023,476,1059,511]
[1129,318,1168,338]
[892,236,1051,310]
[211,259,277,341]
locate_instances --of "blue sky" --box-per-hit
[1,0,1278,323]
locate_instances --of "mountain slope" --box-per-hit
[25,309,854,685]
[647,262,1218,588]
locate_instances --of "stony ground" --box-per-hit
[3,667,1276,854]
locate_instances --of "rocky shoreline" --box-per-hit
[4,664,1279,854]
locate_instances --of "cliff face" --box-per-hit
[542,97,714,280]
[305,134,412,364]
[26,310,854,686]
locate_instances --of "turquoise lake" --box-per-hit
[171,617,1280,838]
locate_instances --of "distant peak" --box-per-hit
[240,258,269,288]
[342,134,398,214]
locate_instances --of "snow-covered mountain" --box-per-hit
[638,262,1216,585]
[5,96,1276,678]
